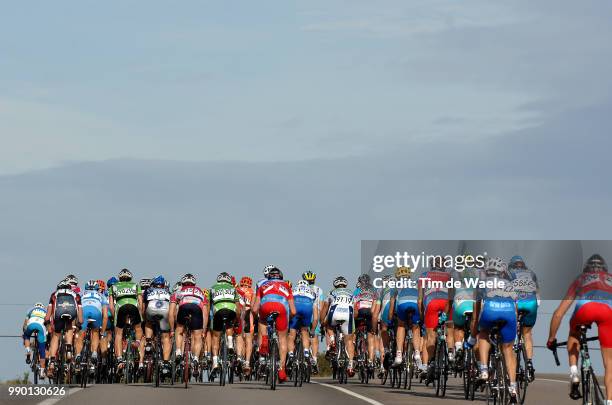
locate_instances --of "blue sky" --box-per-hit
[2,1,612,380]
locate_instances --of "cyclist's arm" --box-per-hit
[138,294,144,318]
[77,304,83,325]
[470,300,481,338]
[320,301,329,327]
[202,302,209,331]
[388,294,396,320]
[371,300,380,332]
[288,297,297,317]
[101,305,108,336]
[548,292,575,343]
[311,301,319,334]
[417,283,424,318]
[22,318,27,333]
[251,295,260,314]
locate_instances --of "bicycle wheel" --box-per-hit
[220,332,226,386]
[406,340,414,390]
[516,344,529,404]
[590,368,605,405]
[435,342,448,397]
[270,339,278,390]
[463,348,472,400]
[81,341,90,388]
[497,349,509,405]
[32,342,39,385]
[486,356,495,405]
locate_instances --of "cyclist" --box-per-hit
[507,255,539,380]
[378,274,396,374]
[76,280,108,374]
[393,266,422,369]
[353,274,380,370]
[236,276,255,374]
[252,266,296,383]
[169,273,208,377]
[288,279,318,368]
[547,254,612,402]
[418,256,452,381]
[143,275,172,377]
[302,270,324,372]
[321,276,355,376]
[100,277,117,368]
[45,279,83,375]
[66,274,81,294]
[209,272,239,373]
[470,257,519,404]
[22,302,48,379]
[449,256,479,367]
[108,268,144,372]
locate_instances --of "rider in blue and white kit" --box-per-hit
[22,303,48,379]
[75,280,108,371]
[288,279,319,366]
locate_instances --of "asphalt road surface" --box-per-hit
[1,374,577,405]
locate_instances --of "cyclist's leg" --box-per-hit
[288,315,299,355]
[395,319,406,364]
[423,299,443,366]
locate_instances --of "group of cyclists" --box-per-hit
[20,253,612,404]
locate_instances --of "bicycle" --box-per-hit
[29,330,41,385]
[401,323,416,390]
[218,315,235,386]
[431,311,449,397]
[380,320,396,386]
[330,320,349,384]
[120,315,138,384]
[181,314,192,388]
[461,313,477,401]
[514,310,531,404]
[485,321,511,405]
[144,314,164,387]
[290,327,309,387]
[53,314,74,385]
[265,312,280,390]
[355,319,370,384]
[79,319,98,388]
[550,325,604,405]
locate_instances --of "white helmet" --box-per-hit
[263,264,277,279]
[485,257,507,276]
[297,280,309,289]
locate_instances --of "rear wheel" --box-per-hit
[270,340,278,390]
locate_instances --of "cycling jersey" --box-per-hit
[81,289,108,330]
[421,268,452,306]
[144,287,171,332]
[353,286,379,311]
[476,272,517,343]
[49,287,81,332]
[451,267,478,327]
[507,267,539,301]
[258,280,293,331]
[110,281,141,328]
[396,280,420,325]
[567,270,612,347]
[236,286,254,309]
[378,286,394,326]
[210,282,238,313]
[326,287,354,335]
[171,285,208,330]
[24,306,47,344]
[290,284,315,330]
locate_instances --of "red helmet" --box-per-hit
[96,279,106,292]
[231,275,237,287]
[240,276,253,288]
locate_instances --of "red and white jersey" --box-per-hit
[170,285,208,311]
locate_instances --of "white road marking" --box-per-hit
[37,387,82,405]
[312,381,384,405]
[538,378,567,384]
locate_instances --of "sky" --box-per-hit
[2,0,612,380]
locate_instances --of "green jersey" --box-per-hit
[111,281,141,307]
[210,282,238,313]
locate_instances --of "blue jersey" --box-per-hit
[26,306,47,327]
[507,268,539,301]
[81,289,108,312]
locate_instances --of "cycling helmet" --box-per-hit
[263,264,277,279]
[152,276,166,288]
[118,268,133,281]
[65,274,78,286]
[395,266,412,279]
[85,280,99,290]
[231,275,237,287]
[172,282,182,293]
[357,274,371,287]
[181,273,196,286]
[269,267,283,280]
[239,276,253,288]
[297,280,309,288]
[57,279,71,290]
[584,254,608,273]
[382,274,395,283]
[333,276,348,288]
[96,279,106,292]
[217,272,232,284]
[107,276,118,288]
[302,271,316,284]
[509,255,526,269]
[139,278,152,289]
[485,257,507,276]
[34,303,45,310]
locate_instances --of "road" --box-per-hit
[1,374,576,405]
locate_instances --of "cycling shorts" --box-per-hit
[327,305,354,335]
[397,302,419,325]
[241,309,254,334]
[478,299,516,344]
[212,308,236,332]
[517,298,538,327]
[290,302,313,331]
[259,301,289,332]
[355,308,373,333]
[145,300,170,332]
[452,300,474,328]
[81,306,103,330]
[178,303,204,330]
[424,298,447,329]
[115,304,141,329]
[571,302,612,348]
[23,323,46,344]
[380,302,392,327]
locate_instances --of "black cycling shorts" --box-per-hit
[116,304,142,329]
[356,308,373,333]
[212,308,236,332]
[177,303,204,330]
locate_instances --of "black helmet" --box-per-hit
[333,276,348,288]
[118,268,133,281]
[357,274,371,287]
[584,254,608,273]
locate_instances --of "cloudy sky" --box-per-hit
[1,1,612,380]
